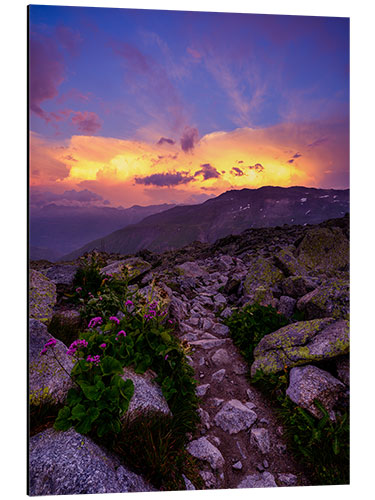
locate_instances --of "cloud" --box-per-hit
[308,137,328,148]
[187,47,202,60]
[29,132,70,183]
[157,137,175,145]
[134,171,194,187]
[180,126,199,152]
[292,152,302,158]
[55,25,82,57]
[71,111,102,134]
[248,163,264,172]
[231,167,244,177]
[236,160,244,164]
[287,159,294,164]
[29,188,107,208]
[194,163,221,180]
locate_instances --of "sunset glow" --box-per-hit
[29,6,349,207]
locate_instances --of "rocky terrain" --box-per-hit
[29,213,349,495]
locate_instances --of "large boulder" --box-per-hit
[251,318,349,376]
[274,248,307,277]
[176,261,208,278]
[121,368,171,417]
[29,270,57,323]
[29,428,156,495]
[243,257,284,295]
[297,278,349,320]
[41,264,78,286]
[101,257,151,281]
[296,227,349,273]
[286,365,347,419]
[29,319,74,405]
[281,275,319,299]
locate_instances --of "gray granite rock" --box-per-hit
[29,428,155,495]
[278,473,298,486]
[286,365,346,419]
[211,369,226,383]
[182,474,196,490]
[196,384,210,397]
[122,368,171,416]
[29,319,74,405]
[176,261,208,278]
[232,461,243,470]
[277,296,296,319]
[101,257,151,281]
[214,399,257,434]
[335,355,350,386]
[211,348,231,365]
[281,275,318,299]
[212,323,230,337]
[29,270,57,323]
[42,264,78,285]
[190,339,227,350]
[237,472,277,488]
[251,428,270,454]
[187,437,224,470]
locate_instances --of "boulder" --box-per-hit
[211,348,231,365]
[274,248,307,277]
[251,318,349,376]
[250,428,270,454]
[29,319,74,405]
[281,275,319,299]
[296,227,349,273]
[29,270,57,323]
[42,264,78,286]
[101,257,151,281]
[277,296,296,319]
[297,278,349,320]
[29,428,155,495]
[121,368,171,417]
[278,473,298,486]
[214,399,257,434]
[237,472,277,488]
[186,437,224,470]
[176,261,208,278]
[286,365,347,419]
[244,287,278,308]
[335,355,350,386]
[244,257,284,295]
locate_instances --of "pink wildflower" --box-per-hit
[99,343,107,349]
[116,330,126,340]
[109,316,120,325]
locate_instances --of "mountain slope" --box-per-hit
[62,186,349,260]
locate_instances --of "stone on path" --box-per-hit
[211,369,226,383]
[211,348,231,366]
[196,384,210,397]
[187,437,225,470]
[278,473,298,486]
[237,472,277,488]
[214,399,257,434]
[251,428,271,454]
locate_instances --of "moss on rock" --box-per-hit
[243,257,284,295]
[29,270,57,323]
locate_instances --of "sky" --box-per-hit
[29,5,349,208]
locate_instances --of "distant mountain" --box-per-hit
[29,203,175,261]
[62,186,349,261]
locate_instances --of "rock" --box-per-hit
[196,384,210,397]
[29,319,74,405]
[29,270,57,323]
[190,339,227,350]
[251,318,349,376]
[286,365,346,419]
[214,399,257,434]
[210,398,224,407]
[281,275,318,299]
[274,248,307,277]
[220,307,233,319]
[244,287,277,308]
[101,257,151,281]
[297,278,349,320]
[263,459,269,469]
[296,227,349,273]
[211,348,231,366]
[199,471,217,488]
[42,264,78,286]
[201,317,213,330]
[212,323,230,337]
[187,437,224,470]
[170,296,188,322]
[232,461,243,470]
[238,472,277,488]
[198,408,211,429]
[251,428,270,454]
[29,428,155,495]
[277,296,296,319]
[335,355,350,386]
[224,277,241,295]
[187,317,200,327]
[217,254,233,271]
[213,293,227,307]
[182,474,196,490]
[121,368,171,416]
[211,369,226,383]
[245,402,257,411]
[278,473,298,486]
[176,261,208,278]
[243,257,284,294]
[276,443,287,455]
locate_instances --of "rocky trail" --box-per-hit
[168,259,308,489]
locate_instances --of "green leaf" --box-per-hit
[100,356,123,376]
[78,380,104,401]
[54,406,72,431]
[118,377,134,401]
[66,388,82,406]
[71,404,87,420]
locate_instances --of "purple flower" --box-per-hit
[168,319,173,324]
[88,317,103,328]
[75,287,82,293]
[66,339,88,356]
[116,330,126,340]
[99,296,103,301]
[164,354,169,361]
[109,316,120,325]
[87,354,100,366]
[40,338,57,355]
[99,343,107,349]
[125,300,133,306]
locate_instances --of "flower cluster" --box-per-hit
[99,343,107,349]
[86,354,101,365]
[75,287,82,293]
[88,316,103,328]
[144,309,156,320]
[116,330,126,340]
[109,316,120,325]
[125,299,133,306]
[67,339,89,356]
[40,338,57,355]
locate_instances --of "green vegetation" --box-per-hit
[225,303,289,363]
[39,254,200,490]
[252,370,349,485]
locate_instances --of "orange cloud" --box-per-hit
[30,119,348,206]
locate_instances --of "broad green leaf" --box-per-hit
[54,406,72,431]
[71,404,86,420]
[100,356,123,376]
[66,388,82,406]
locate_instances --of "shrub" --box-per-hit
[225,303,289,364]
